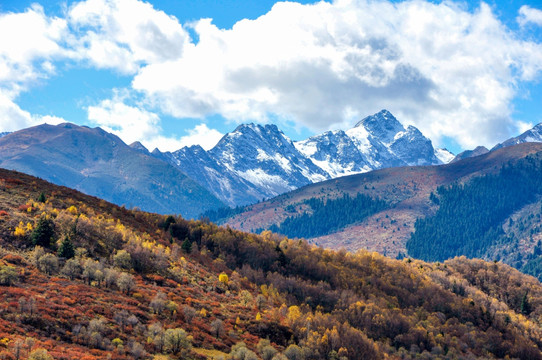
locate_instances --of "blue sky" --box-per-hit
[0,0,541,154]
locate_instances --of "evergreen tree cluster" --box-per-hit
[407,154,542,262]
[199,205,247,224]
[268,193,388,239]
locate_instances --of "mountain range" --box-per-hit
[0,110,541,223]
[154,110,449,206]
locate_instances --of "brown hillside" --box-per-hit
[1,167,542,358]
[225,143,542,257]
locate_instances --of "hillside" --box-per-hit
[407,152,542,260]
[1,168,542,359]
[0,123,223,218]
[218,142,542,258]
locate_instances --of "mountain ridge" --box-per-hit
[493,122,542,150]
[0,123,224,218]
[157,110,446,206]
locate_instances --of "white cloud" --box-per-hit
[86,92,208,152]
[87,92,161,143]
[0,4,69,133]
[132,0,542,148]
[518,5,542,27]
[68,0,190,74]
[0,4,68,95]
[86,93,223,151]
[178,124,224,150]
[0,92,66,132]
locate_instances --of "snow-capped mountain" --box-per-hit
[294,130,372,178]
[209,124,328,193]
[154,110,449,207]
[296,110,442,177]
[153,144,269,206]
[492,123,542,151]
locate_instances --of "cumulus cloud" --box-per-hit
[0,93,65,131]
[132,0,542,148]
[86,92,224,151]
[0,4,68,95]
[0,4,69,132]
[518,5,542,27]
[68,0,190,74]
[87,92,161,143]
[178,124,224,150]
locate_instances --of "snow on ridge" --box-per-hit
[294,139,317,157]
[238,168,292,192]
[435,148,455,164]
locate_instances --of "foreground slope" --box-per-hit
[0,123,223,218]
[1,169,542,359]
[219,143,542,258]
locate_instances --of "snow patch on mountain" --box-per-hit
[435,148,455,164]
[492,123,542,151]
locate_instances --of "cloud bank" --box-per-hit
[1,0,542,150]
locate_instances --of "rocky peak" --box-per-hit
[129,141,149,154]
[356,109,405,144]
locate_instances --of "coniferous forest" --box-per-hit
[407,153,542,263]
[266,194,388,239]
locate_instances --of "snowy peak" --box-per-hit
[356,109,405,145]
[294,130,372,178]
[297,110,441,178]
[210,122,327,195]
[492,123,542,151]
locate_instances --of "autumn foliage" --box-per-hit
[0,168,541,359]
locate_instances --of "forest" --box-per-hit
[266,194,388,239]
[0,168,542,359]
[200,205,249,225]
[407,153,542,264]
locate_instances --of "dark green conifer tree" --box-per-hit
[182,238,192,254]
[58,235,75,259]
[31,217,55,248]
[37,192,46,203]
